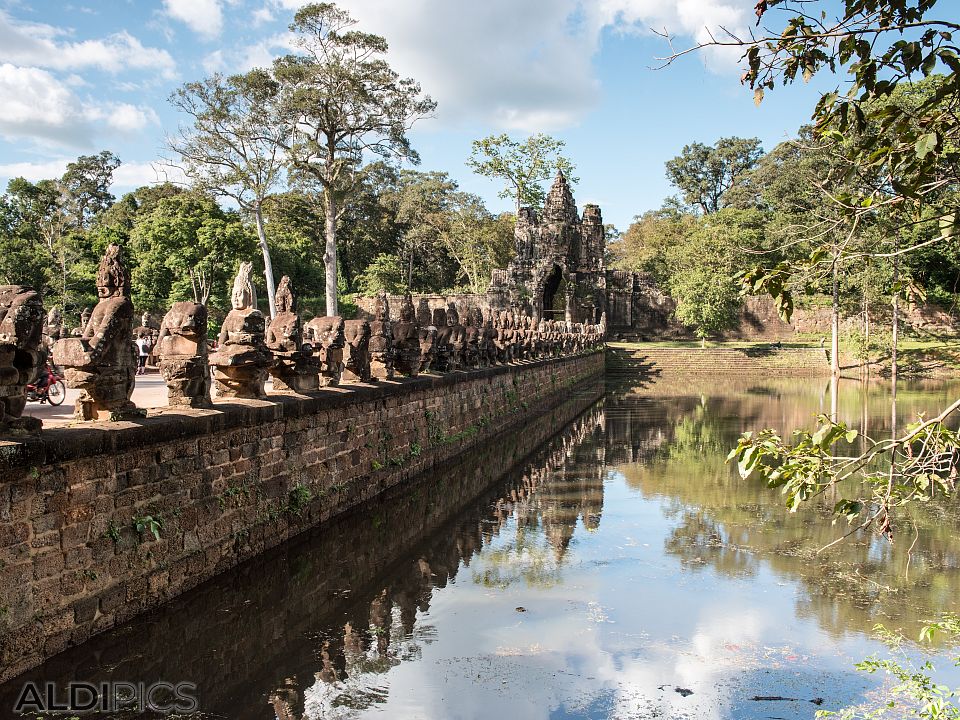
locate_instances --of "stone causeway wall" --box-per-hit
[0,351,603,682]
[0,379,604,710]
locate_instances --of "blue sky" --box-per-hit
[0,0,838,232]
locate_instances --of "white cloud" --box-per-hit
[216,32,296,74]
[0,11,177,79]
[202,49,226,74]
[0,64,158,148]
[252,6,275,26]
[0,158,185,189]
[593,0,749,71]
[270,0,748,132]
[162,0,224,40]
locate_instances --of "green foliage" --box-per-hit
[132,514,163,542]
[467,133,577,211]
[727,407,959,536]
[105,521,122,545]
[287,484,313,516]
[664,136,763,214]
[819,616,960,718]
[354,253,407,296]
[129,191,257,311]
[671,267,742,341]
[275,2,436,314]
[669,209,764,338]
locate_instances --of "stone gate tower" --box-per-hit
[489,171,607,324]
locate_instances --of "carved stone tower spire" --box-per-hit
[544,169,578,224]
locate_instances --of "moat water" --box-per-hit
[5,373,960,719]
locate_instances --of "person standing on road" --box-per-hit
[135,334,149,376]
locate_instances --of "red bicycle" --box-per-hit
[26,362,66,406]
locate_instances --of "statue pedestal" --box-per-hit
[209,347,272,399]
[317,348,343,387]
[270,352,319,393]
[159,355,212,408]
[57,337,138,421]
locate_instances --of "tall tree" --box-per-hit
[672,0,960,538]
[394,170,459,289]
[167,69,288,316]
[441,200,514,294]
[275,2,436,315]
[129,192,256,310]
[664,137,763,214]
[467,133,577,213]
[60,151,121,229]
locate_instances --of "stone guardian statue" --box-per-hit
[55,244,140,420]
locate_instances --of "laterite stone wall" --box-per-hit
[0,352,603,682]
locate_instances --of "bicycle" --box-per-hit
[26,362,67,406]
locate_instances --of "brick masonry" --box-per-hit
[0,351,604,683]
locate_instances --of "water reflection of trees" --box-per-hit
[606,378,960,640]
[279,404,608,719]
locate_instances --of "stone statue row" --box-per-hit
[0,245,605,433]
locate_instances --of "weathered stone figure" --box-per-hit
[392,293,421,377]
[156,301,212,407]
[132,311,159,347]
[416,301,437,373]
[482,309,498,366]
[56,244,139,420]
[431,308,451,372]
[71,307,91,337]
[0,285,45,434]
[342,319,371,383]
[266,276,318,392]
[494,310,513,364]
[463,308,481,370]
[44,307,63,349]
[368,291,394,380]
[447,304,466,371]
[208,261,273,399]
[305,316,345,386]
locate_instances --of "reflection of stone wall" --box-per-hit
[0,379,604,716]
[0,352,604,682]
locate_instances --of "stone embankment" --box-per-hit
[605,344,831,381]
[0,380,604,709]
[0,351,603,683]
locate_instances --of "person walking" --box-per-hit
[135,334,149,376]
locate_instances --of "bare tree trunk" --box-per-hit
[323,190,339,316]
[863,281,870,381]
[891,237,899,432]
[831,256,840,378]
[888,237,899,505]
[253,202,277,319]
